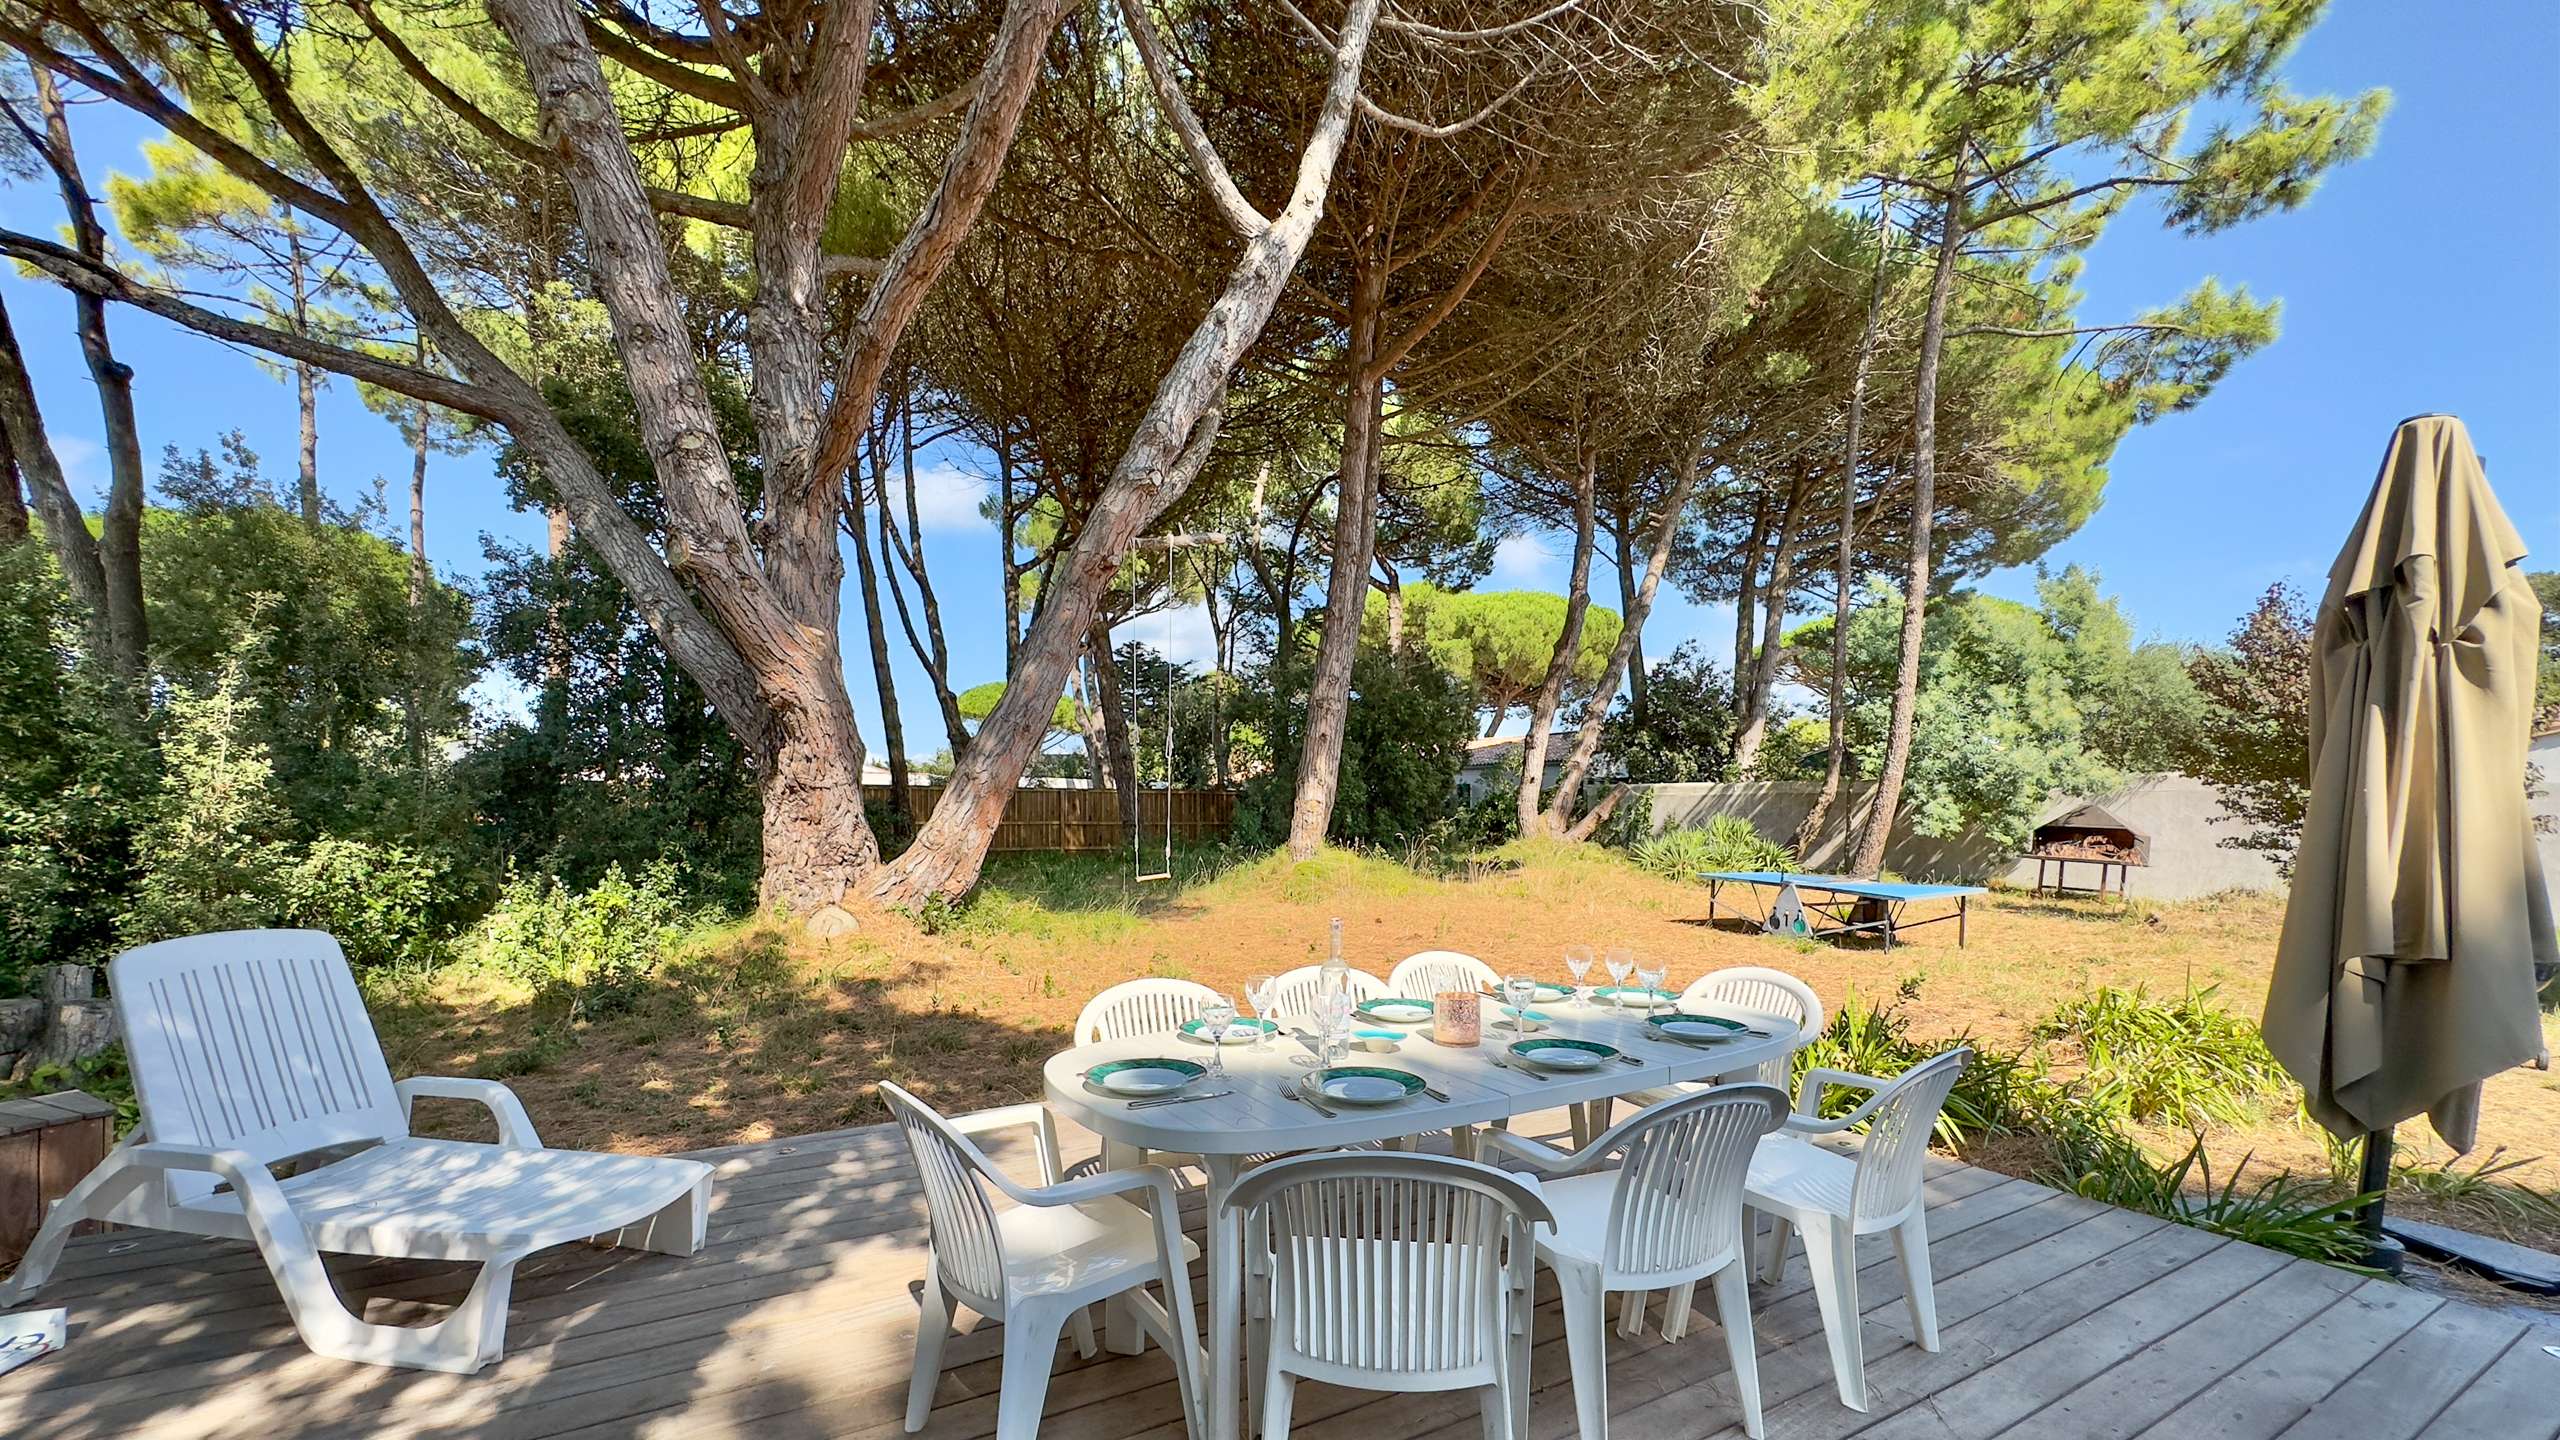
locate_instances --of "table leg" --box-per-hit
[1204,1153,1245,1440]
[1959,895,1969,947]
[1101,1138,1147,1355]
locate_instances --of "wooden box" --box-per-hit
[0,1090,116,1267]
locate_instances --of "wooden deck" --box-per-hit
[1,1115,2550,1440]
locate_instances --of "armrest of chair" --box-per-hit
[1477,1126,1611,1177]
[397,1076,544,1148]
[1783,1067,1895,1135]
[950,1101,1063,1186]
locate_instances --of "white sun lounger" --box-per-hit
[0,929,712,1374]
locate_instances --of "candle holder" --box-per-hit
[1432,990,1482,1047]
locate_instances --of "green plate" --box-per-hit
[1645,1012,1747,1044]
[1508,1037,1617,1072]
[1593,985,1678,1008]
[1307,1066,1427,1106]
[1178,1017,1279,1045]
[1357,997,1437,1025]
[1086,1057,1208,1095]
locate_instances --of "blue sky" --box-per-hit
[3,1,2554,746]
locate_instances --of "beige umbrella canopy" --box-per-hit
[2264,413,2556,1156]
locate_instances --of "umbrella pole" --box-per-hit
[2357,1129,2405,1274]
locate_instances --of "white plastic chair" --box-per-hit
[1266,963,1388,1016]
[1387,950,1500,1000]
[883,1082,1205,1440]
[1619,967,1825,1110]
[0,929,712,1374]
[1484,1085,1789,1440]
[1227,1151,1551,1440]
[1076,977,1222,1044]
[1745,1047,1971,1412]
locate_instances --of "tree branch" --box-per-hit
[1119,0,1269,238]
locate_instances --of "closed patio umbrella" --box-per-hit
[2263,414,2557,1248]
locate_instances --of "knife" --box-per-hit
[1128,1089,1231,1110]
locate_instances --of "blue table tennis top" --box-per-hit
[1696,870,1986,901]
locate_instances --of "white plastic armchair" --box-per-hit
[1386,950,1499,1000]
[1266,963,1387,1016]
[0,929,712,1375]
[1619,967,1824,1117]
[1745,1047,1971,1413]
[883,1083,1204,1440]
[1482,1085,1789,1439]
[1226,1151,1551,1440]
[1075,977,1222,1044]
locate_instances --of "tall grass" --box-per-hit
[2031,984,2288,1128]
[1627,815,1793,880]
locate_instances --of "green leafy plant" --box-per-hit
[464,863,704,1020]
[0,1048,140,1136]
[2032,984,2287,1127]
[1629,815,1793,881]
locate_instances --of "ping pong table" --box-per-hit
[1697,870,1986,949]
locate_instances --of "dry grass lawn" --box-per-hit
[371,841,2560,1254]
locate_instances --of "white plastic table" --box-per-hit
[1042,1001,1801,1440]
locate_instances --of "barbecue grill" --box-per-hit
[2027,803,2148,900]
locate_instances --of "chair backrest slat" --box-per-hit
[880,1083,1010,1304]
[1385,951,1498,1002]
[1268,964,1387,1016]
[1075,979,1220,1045]
[112,931,405,1201]
[1851,1049,1971,1225]
[1678,967,1824,1091]
[1230,1153,1548,1379]
[1601,1085,1787,1282]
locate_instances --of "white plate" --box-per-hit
[1178,1019,1275,1045]
[1515,1045,1604,1071]
[1653,1018,1737,1042]
[1363,1000,1436,1024]
[1315,1074,1412,1106]
[1098,1065,1198,1095]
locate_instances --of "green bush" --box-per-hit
[464,863,703,1019]
[2031,984,2288,1127]
[1233,647,1473,852]
[1628,814,1793,880]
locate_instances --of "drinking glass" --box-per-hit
[1245,974,1278,1049]
[1603,946,1635,1004]
[1634,960,1668,1015]
[1200,996,1236,1080]
[1502,975,1537,1037]
[1562,945,1594,1009]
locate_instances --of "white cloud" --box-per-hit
[1487,531,1553,588]
[47,434,106,503]
[884,459,993,532]
[1110,601,1221,670]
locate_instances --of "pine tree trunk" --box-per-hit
[287,223,322,526]
[0,431,26,545]
[848,463,910,824]
[1086,621,1140,850]
[1851,168,1968,879]
[0,298,107,643]
[406,401,430,768]
[1287,259,1388,859]
[33,71,146,681]
[1516,445,1599,837]
[1796,202,1894,860]
[1729,476,1809,777]
[997,436,1023,676]
[1613,508,1647,724]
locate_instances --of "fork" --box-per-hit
[1282,1082,1340,1118]
[1489,1052,1550,1083]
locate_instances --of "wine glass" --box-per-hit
[1502,975,1538,1037]
[1562,945,1594,1010]
[1603,947,1635,1005]
[1200,996,1236,1080]
[1245,974,1278,1049]
[1634,960,1668,1015]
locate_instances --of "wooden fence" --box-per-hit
[861,785,1238,855]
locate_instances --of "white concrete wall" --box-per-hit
[2533,732,2560,907]
[1634,772,2287,901]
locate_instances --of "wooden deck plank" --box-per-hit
[0,1121,2539,1440]
[2272,1300,2529,1440]
[2139,1277,2447,1440]
[1989,1252,2365,1440]
[2415,1328,2560,1440]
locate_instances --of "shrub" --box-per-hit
[2031,984,2287,1127]
[1628,814,1793,880]
[464,863,702,1019]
